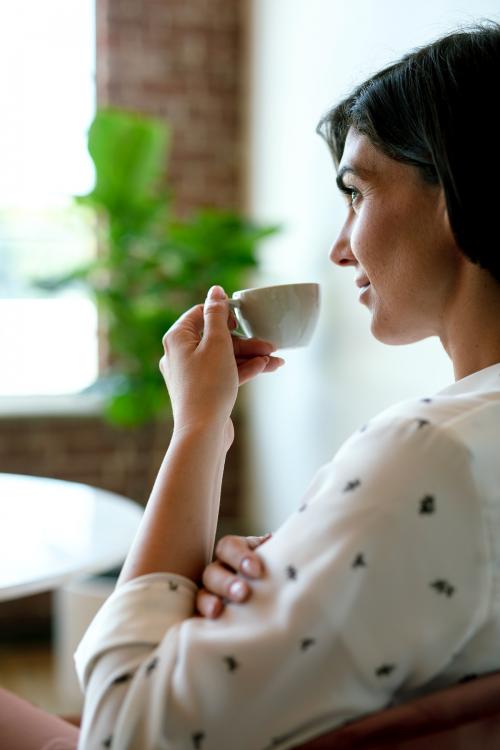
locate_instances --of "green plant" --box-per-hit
[42,109,279,426]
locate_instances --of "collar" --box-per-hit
[437,362,500,397]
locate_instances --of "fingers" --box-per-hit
[236,355,284,384]
[214,534,269,578]
[201,560,251,603]
[231,337,285,383]
[232,337,275,358]
[245,533,273,549]
[202,285,230,338]
[167,284,231,332]
[165,287,230,348]
[162,304,205,352]
[196,588,225,619]
[197,533,272,618]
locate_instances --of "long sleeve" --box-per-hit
[75,413,490,750]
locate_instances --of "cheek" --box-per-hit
[350,209,397,276]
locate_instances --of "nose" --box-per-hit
[329,217,357,267]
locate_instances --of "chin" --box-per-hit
[370,316,431,346]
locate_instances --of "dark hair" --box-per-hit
[317,21,500,283]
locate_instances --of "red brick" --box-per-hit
[97,0,242,215]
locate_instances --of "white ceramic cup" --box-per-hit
[227,282,320,349]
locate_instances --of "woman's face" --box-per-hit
[330,127,462,345]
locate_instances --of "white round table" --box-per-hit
[0,473,143,601]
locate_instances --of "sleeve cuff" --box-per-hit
[74,572,197,689]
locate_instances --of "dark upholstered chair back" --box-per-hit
[292,671,500,749]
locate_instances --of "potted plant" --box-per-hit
[42,109,279,426]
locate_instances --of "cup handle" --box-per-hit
[227,298,248,339]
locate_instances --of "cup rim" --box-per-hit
[232,282,319,297]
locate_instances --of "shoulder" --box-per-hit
[336,405,471,476]
[304,404,476,523]
[269,404,486,605]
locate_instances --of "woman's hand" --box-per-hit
[196,533,271,618]
[159,285,284,439]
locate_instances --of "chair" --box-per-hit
[292,670,500,749]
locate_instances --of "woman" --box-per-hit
[75,22,500,750]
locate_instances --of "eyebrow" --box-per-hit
[336,165,371,191]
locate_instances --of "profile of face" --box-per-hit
[330,128,463,345]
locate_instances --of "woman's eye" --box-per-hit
[347,187,361,207]
[340,184,361,208]
[338,181,362,209]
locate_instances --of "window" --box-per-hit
[0,1,97,396]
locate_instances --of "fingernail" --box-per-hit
[229,579,247,601]
[209,600,222,618]
[241,557,261,578]
[208,285,226,300]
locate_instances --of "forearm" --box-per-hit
[117,424,228,586]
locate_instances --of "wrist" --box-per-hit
[172,419,231,450]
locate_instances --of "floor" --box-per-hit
[0,641,62,714]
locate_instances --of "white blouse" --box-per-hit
[75,362,500,750]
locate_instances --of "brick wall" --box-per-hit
[0,415,240,515]
[0,0,246,636]
[97,0,243,216]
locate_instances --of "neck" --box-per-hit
[440,265,500,381]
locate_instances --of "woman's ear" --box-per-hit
[437,187,458,248]
[436,188,469,278]
[437,187,450,225]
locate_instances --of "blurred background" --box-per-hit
[1,0,499,717]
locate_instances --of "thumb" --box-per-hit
[203,285,230,337]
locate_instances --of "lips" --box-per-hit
[356,276,371,302]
